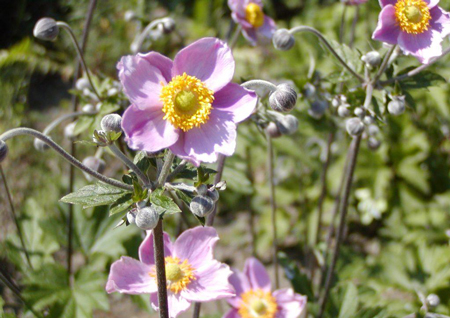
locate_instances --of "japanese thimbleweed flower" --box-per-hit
[228,0,276,45]
[106,226,234,318]
[372,0,450,64]
[224,257,307,318]
[119,37,257,166]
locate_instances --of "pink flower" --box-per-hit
[106,226,235,318]
[224,258,307,318]
[119,37,257,166]
[372,0,450,64]
[228,0,276,45]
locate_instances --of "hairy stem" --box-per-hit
[289,26,365,82]
[108,143,150,185]
[229,25,242,49]
[153,220,169,318]
[157,151,176,187]
[0,128,132,191]
[0,166,32,269]
[374,45,396,82]
[193,303,202,318]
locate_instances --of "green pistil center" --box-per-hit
[405,5,423,23]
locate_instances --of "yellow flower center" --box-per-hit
[149,256,196,294]
[238,289,278,318]
[160,73,214,132]
[395,0,431,34]
[245,3,265,28]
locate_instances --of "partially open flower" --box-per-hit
[228,0,276,45]
[33,17,59,41]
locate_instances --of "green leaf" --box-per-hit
[278,252,314,299]
[98,102,120,115]
[338,283,359,318]
[73,116,95,135]
[398,68,446,90]
[109,193,134,216]
[329,40,362,75]
[74,140,97,146]
[150,188,181,215]
[60,183,130,209]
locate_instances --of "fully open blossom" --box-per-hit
[228,0,276,45]
[224,258,307,318]
[372,0,450,64]
[106,227,235,318]
[119,37,257,166]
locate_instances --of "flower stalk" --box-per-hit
[108,143,150,185]
[153,219,169,318]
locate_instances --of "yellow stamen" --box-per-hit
[395,0,431,34]
[160,73,214,132]
[238,289,278,318]
[149,256,196,294]
[245,3,265,28]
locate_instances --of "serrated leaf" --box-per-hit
[60,183,130,209]
[73,116,95,135]
[398,68,446,90]
[150,188,181,215]
[338,283,359,318]
[109,193,134,216]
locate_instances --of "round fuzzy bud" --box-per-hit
[100,114,122,133]
[367,137,381,150]
[273,28,295,51]
[308,99,328,119]
[269,84,297,113]
[303,83,316,99]
[76,78,90,91]
[388,96,406,116]
[367,124,380,136]
[363,115,375,125]
[64,122,77,140]
[331,97,341,108]
[426,294,440,308]
[107,88,119,97]
[82,156,106,181]
[361,51,381,68]
[354,107,365,118]
[135,206,159,230]
[127,209,137,224]
[82,104,96,114]
[338,105,350,117]
[160,17,176,34]
[0,140,8,162]
[124,10,136,22]
[33,18,59,41]
[207,189,219,202]
[34,138,50,152]
[265,122,282,138]
[346,117,365,136]
[277,115,299,135]
[196,184,208,196]
[190,195,215,218]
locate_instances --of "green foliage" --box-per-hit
[60,183,131,209]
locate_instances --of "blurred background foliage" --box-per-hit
[1,0,450,317]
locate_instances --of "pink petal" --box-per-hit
[372,5,401,45]
[244,257,271,292]
[172,38,235,92]
[258,15,276,39]
[397,29,443,64]
[122,104,180,153]
[430,6,450,38]
[105,257,156,294]
[273,288,307,318]
[213,83,257,123]
[232,12,255,29]
[139,231,173,265]
[150,292,191,318]
[227,269,251,308]
[117,55,167,111]
[181,260,235,302]
[138,51,174,83]
[426,0,440,8]
[173,226,219,268]
[168,132,201,167]
[242,27,258,46]
[223,309,241,318]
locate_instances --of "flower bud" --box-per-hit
[361,51,381,68]
[135,206,159,230]
[269,84,297,113]
[190,195,215,218]
[426,294,440,308]
[107,88,119,96]
[303,83,316,99]
[64,122,77,140]
[124,10,136,22]
[127,209,137,224]
[265,122,282,138]
[82,104,96,114]
[387,96,406,116]
[363,115,375,125]
[272,28,295,51]
[93,130,110,146]
[367,124,380,136]
[33,18,59,41]
[308,99,328,119]
[34,138,50,152]
[207,189,219,202]
[76,78,91,91]
[82,156,106,181]
[354,107,365,118]
[277,115,299,135]
[159,17,176,34]
[337,105,350,117]
[196,184,208,196]
[100,114,122,133]
[0,140,8,162]
[346,117,365,136]
[367,137,381,150]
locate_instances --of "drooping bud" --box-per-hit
[354,107,365,118]
[127,209,137,224]
[426,294,440,308]
[190,195,215,218]
[387,96,406,116]
[124,10,136,22]
[100,114,122,133]
[277,115,299,135]
[135,206,159,230]
[159,17,176,34]
[361,51,381,69]
[272,28,295,51]
[337,105,350,117]
[34,138,50,152]
[308,99,328,119]
[64,122,77,140]
[269,83,297,113]
[346,117,365,136]
[33,18,59,41]
[265,122,282,138]
[367,137,381,150]
[0,140,8,162]
[81,156,106,181]
[76,78,91,91]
